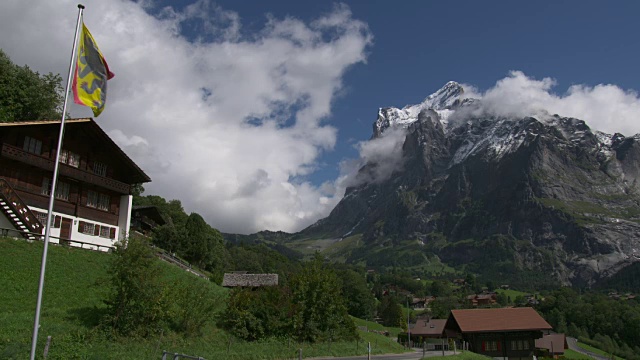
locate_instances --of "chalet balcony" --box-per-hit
[1,143,131,194]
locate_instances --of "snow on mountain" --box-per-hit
[373,81,470,138]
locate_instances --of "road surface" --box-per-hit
[566,337,609,360]
[309,349,457,360]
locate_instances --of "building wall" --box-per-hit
[466,333,537,360]
[0,212,23,238]
[118,195,132,241]
[30,206,119,251]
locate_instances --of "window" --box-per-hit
[482,340,498,351]
[510,340,529,351]
[98,193,110,211]
[93,161,107,177]
[41,178,70,200]
[99,226,110,238]
[33,211,56,227]
[23,136,42,155]
[81,222,95,235]
[59,149,80,167]
[87,190,98,208]
[87,190,110,210]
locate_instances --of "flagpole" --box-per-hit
[30,4,84,360]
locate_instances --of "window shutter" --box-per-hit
[481,341,485,351]
[94,224,100,236]
[54,215,61,228]
[109,227,116,239]
[497,341,501,351]
[78,221,85,233]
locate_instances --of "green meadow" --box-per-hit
[0,238,405,359]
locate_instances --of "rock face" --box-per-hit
[304,82,640,287]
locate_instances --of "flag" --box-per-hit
[72,22,114,117]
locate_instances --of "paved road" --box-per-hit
[566,337,609,360]
[309,349,457,360]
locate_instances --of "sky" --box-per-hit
[2,0,640,234]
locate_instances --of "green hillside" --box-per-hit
[0,238,404,359]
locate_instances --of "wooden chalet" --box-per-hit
[467,293,498,307]
[131,205,167,236]
[410,318,447,340]
[0,118,150,250]
[445,307,552,360]
[535,333,567,359]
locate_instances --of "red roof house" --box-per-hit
[445,307,552,359]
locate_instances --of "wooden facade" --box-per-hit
[0,119,150,249]
[445,308,553,360]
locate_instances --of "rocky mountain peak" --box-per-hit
[373,81,471,138]
[305,84,640,287]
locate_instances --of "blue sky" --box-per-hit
[2,0,640,234]
[191,0,640,185]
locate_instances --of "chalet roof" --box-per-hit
[222,273,278,287]
[411,319,447,336]
[448,308,552,333]
[0,118,150,184]
[535,334,567,354]
[132,205,167,226]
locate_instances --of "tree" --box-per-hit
[338,269,375,320]
[103,236,170,337]
[485,280,496,292]
[290,256,357,342]
[378,295,405,328]
[429,280,451,297]
[0,49,64,122]
[181,212,228,274]
[496,292,509,306]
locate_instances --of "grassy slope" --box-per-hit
[576,342,625,360]
[0,238,405,359]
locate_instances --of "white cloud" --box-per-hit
[465,71,640,136]
[345,127,407,186]
[0,0,372,234]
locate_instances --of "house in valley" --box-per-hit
[444,307,552,359]
[535,333,567,359]
[0,118,150,250]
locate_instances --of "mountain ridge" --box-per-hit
[229,82,640,288]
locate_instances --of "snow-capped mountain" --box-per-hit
[373,81,478,138]
[302,81,640,287]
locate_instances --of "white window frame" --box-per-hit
[60,149,80,168]
[41,178,70,201]
[98,193,110,211]
[87,190,98,208]
[82,222,95,235]
[99,226,110,238]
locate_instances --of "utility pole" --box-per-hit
[407,298,411,348]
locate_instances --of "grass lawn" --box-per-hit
[0,238,406,359]
[494,288,528,299]
[563,349,594,359]
[351,317,404,338]
[576,341,624,360]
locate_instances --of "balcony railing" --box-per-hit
[1,143,131,194]
[0,178,43,237]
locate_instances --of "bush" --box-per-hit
[102,236,170,337]
[170,276,225,335]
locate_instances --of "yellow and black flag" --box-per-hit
[72,22,114,117]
